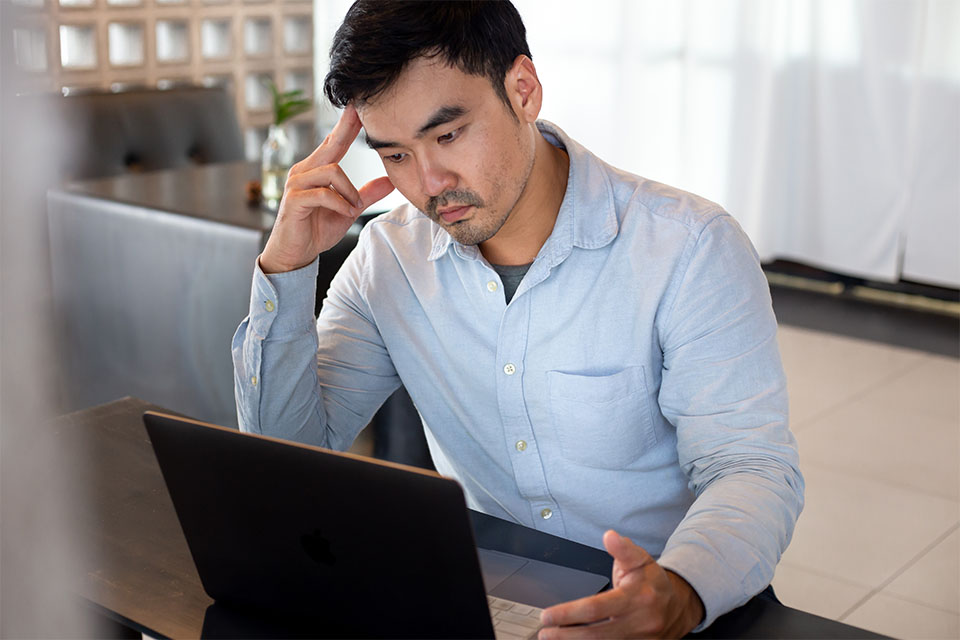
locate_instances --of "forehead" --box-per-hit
[356,57,497,139]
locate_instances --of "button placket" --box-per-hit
[494,294,563,536]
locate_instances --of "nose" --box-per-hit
[417,155,457,198]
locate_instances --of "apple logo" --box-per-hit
[301,529,336,567]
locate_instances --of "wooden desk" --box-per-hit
[58,397,885,639]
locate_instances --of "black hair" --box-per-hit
[324,0,532,111]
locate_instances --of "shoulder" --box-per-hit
[606,164,729,237]
[546,119,729,237]
[585,158,758,282]
[591,158,739,266]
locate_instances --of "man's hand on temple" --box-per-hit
[259,104,395,274]
[539,530,704,639]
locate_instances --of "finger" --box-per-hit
[284,186,358,219]
[356,175,395,211]
[287,164,362,208]
[604,530,655,575]
[298,104,362,170]
[540,589,628,628]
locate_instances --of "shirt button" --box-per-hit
[540,508,553,520]
[487,281,498,292]
[515,440,527,452]
[264,300,275,312]
[251,376,258,386]
[503,363,516,375]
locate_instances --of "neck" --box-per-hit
[479,128,569,266]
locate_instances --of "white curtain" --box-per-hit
[520,0,959,286]
[315,0,960,286]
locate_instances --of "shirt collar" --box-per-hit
[427,120,619,262]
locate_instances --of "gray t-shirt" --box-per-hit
[490,262,532,304]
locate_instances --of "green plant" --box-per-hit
[265,79,312,126]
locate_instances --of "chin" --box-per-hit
[449,219,507,247]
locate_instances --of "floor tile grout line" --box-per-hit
[798,460,960,504]
[867,591,960,617]
[788,355,935,433]
[776,560,874,589]
[837,521,960,622]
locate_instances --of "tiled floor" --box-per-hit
[772,325,960,639]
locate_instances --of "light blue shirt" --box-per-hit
[232,121,803,629]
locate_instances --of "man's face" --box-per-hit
[357,57,535,247]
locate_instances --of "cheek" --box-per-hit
[482,133,525,201]
[464,132,502,195]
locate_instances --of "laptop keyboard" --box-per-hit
[487,595,543,640]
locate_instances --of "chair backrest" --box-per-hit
[314,212,380,317]
[35,86,245,182]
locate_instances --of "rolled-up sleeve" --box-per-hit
[654,214,804,630]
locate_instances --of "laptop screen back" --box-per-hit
[144,411,493,638]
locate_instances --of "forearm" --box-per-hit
[232,255,334,444]
[657,462,803,630]
[232,243,402,450]
[653,214,804,628]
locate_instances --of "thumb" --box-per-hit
[603,530,654,585]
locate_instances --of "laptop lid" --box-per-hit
[143,411,492,638]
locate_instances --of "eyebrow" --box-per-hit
[364,104,468,150]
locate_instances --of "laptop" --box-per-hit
[143,411,609,639]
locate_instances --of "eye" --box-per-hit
[383,152,407,164]
[438,127,462,144]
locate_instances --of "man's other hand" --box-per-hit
[539,530,704,639]
[259,104,395,274]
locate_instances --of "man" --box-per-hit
[232,1,803,637]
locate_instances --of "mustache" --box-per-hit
[425,190,485,217]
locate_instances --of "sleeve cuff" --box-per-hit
[248,255,319,340]
[658,541,765,632]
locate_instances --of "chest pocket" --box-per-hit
[547,366,658,469]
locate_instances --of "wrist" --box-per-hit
[666,570,705,632]
[258,252,308,275]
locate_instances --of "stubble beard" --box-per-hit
[423,144,535,247]
[422,189,498,246]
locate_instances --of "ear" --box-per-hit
[504,55,542,123]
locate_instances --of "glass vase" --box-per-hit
[261,123,294,209]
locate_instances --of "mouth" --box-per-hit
[438,205,472,224]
